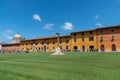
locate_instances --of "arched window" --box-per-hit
[112,44,116,51]
[73,46,78,50]
[89,46,94,52]
[101,45,105,51]
[73,46,78,52]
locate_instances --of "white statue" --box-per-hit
[51,47,65,55]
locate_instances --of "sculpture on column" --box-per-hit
[51,33,65,55]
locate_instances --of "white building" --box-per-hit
[11,33,22,44]
[0,44,1,50]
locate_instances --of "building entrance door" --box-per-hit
[112,44,116,51]
[73,46,78,51]
[89,46,94,51]
[82,45,85,51]
[44,46,46,51]
[101,45,105,52]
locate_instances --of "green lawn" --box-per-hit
[0,52,120,80]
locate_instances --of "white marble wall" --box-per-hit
[0,45,2,50]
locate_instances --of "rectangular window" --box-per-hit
[66,37,68,39]
[89,37,94,41]
[74,33,76,36]
[60,41,62,44]
[59,37,62,40]
[66,40,69,44]
[74,38,77,42]
[82,37,84,41]
[26,43,28,46]
[111,36,114,40]
[90,31,93,35]
[53,42,55,44]
[100,36,103,41]
[36,43,38,45]
[111,29,114,33]
[47,42,49,45]
[32,41,35,44]
[82,32,84,35]
[100,30,103,34]
[66,46,69,49]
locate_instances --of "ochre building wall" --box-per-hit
[19,25,120,52]
[71,30,97,51]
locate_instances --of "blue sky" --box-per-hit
[0,0,120,42]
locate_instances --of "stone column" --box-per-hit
[51,33,65,55]
[56,33,60,47]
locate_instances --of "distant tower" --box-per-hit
[11,33,22,43]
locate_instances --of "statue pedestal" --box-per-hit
[51,47,65,55]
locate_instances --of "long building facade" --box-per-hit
[20,25,120,52]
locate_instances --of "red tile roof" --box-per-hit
[21,34,70,41]
[96,24,120,30]
[71,24,120,33]
[2,43,20,46]
[21,24,120,41]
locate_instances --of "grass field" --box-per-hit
[0,52,120,80]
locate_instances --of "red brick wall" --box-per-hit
[2,43,20,52]
[97,26,120,52]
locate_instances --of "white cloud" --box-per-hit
[43,23,54,30]
[96,23,103,27]
[5,29,13,33]
[7,37,13,39]
[95,15,99,19]
[62,22,74,30]
[33,14,42,22]
[4,29,14,40]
